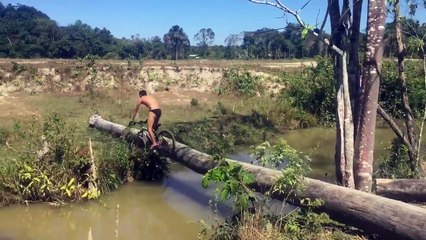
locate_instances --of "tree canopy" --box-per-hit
[0,2,424,60]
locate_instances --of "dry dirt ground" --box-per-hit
[0,94,36,118]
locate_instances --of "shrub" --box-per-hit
[200,142,358,240]
[376,137,413,178]
[11,61,26,74]
[380,60,426,118]
[281,57,335,123]
[97,137,132,193]
[219,67,264,97]
[0,113,89,204]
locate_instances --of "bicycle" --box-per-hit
[127,120,176,154]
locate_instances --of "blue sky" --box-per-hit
[2,0,426,45]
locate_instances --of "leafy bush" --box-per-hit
[200,142,357,240]
[173,119,236,156]
[130,148,169,182]
[281,57,335,123]
[376,137,413,178]
[202,161,255,211]
[380,60,426,118]
[97,136,132,192]
[0,128,10,145]
[0,113,90,204]
[219,67,264,97]
[190,98,199,108]
[11,61,26,74]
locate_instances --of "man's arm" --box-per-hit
[130,99,141,120]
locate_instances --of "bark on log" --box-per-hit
[375,178,426,202]
[88,115,426,240]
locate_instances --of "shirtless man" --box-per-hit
[130,89,161,149]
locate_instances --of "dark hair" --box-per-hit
[139,89,147,97]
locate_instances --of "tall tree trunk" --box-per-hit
[394,0,419,176]
[350,0,363,135]
[329,0,355,187]
[339,53,355,187]
[354,0,387,192]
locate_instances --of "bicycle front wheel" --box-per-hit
[157,130,176,154]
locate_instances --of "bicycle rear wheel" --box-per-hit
[157,130,176,154]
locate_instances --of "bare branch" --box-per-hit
[377,105,413,152]
[248,0,344,55]
[319,4,330,34]
[297,0,312,14]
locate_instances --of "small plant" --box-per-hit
[376,137,413,178]
[83,54,96,68]
[220,67,264,97]
[215,101,229,115]
[11,61,26,74]
[0,128,10,145]
[190,98,199,108]
[202,160,256,211]
[138,58,144,68]
[281,57,335,123]
[251,141,310,194]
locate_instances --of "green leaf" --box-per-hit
[242,173,255,184]
[301,28,309,39]
[220,187,230,201]
[82,191,89,198]
[201,176,210,188]
[266,222,273,233]
[237,194,249,210]
[68,178,75,187]
[229,180,239,193]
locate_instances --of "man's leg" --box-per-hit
[147,111,158,148]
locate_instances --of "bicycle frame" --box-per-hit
[128,121,159,147]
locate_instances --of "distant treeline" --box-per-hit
[0,2,425,60]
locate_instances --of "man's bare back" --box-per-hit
[130,89,162,149]
[138,95,160,110]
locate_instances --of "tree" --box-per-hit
[194,28,215,57]
[146,36,166,60]
[378,0,426,178]
[354,0,388,191]
[224,33,242,59]
[248,0,388,191]
[163,25,190,60]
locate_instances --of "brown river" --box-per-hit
[0,127,396,240]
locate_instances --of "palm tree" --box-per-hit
[163,25,190,60]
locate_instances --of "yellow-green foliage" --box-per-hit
[0,113,129,206]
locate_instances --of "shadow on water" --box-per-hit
[164,163,231,220]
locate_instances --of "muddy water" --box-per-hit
[0,164,229,240]
[0,127,395,240]
[229,127,396,183]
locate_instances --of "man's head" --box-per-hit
[139,89,147,97]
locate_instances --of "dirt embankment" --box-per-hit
[0,59,314,97]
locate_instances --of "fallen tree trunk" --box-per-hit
[89,115,426,240]
[375,178,426,202]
